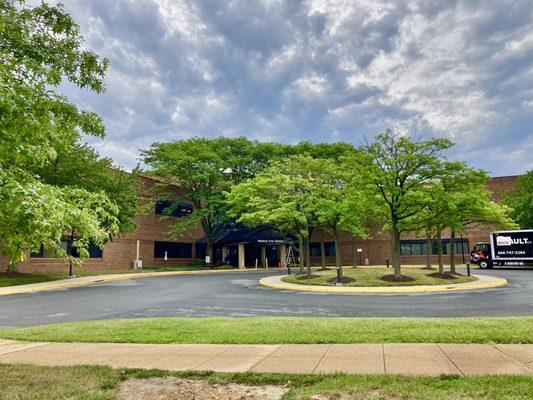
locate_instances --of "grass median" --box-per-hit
[1,317,532,344]
[282,267,476,287]
[1,363,532,400]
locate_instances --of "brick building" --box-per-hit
[1,175,517,273]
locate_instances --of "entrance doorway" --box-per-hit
[265,245,279,267]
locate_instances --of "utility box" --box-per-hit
[133,260,143,269]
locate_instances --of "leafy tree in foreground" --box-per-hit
[35,143,138,233]
[225,155,316,274]
[0,1,129,272]
[505,171,533,229]
[307,157,371,281]
[143,137,289,265]
[411,163,516,274]
[438,166,516,273]
[356,130,453,279]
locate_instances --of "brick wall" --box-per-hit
[309,175,519,266]
[1,175,205,273]
[1,175,519,273]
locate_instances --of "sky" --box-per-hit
[53,0,532,176]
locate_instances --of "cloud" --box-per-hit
[56,0,532,175]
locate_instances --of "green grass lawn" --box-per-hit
[2,317,532,344]
[0,264,235,288]
[282,267,476,287]
[0,272,64,288]
[1,363,531,400]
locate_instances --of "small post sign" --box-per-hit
[205,256,211,264]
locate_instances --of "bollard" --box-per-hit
[386,258,390,268]
[466,262,471,277]
[287,264,291,275]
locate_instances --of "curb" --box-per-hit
[259,274,507,294]
[0,268,277,297]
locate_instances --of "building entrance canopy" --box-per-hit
[212,225,296,268]
[215,225,295,247]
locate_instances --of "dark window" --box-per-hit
[31,239,103,258]
[154,241,192,259]
[155,200,193,217]
[195,242,207,259]
[87,243,103,258]
[400,239,469,255]
[60,238,103,258]
[309,242,336,257]
[30,245,44,258]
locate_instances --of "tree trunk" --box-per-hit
[320,231,326,270]
[352,236,357,268]
[437,231,444,275]
[298,236,304,273]
[450,228,456,274]
[7,260,16,274]
[334,230,342,280]
[207,239,214,268]
[425,231,432,269]
[305,236,312,276]
[391,221,401,279]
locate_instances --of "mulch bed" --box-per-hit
[420,266,436,270]
[296,274,321,280]
[380,274,416,283]
[427,272,460,280]
[327,277,356,284]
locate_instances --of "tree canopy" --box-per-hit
[142,137,294,263]
[505,171,533,229]
[0,1,134,271]
[352,129,454,278]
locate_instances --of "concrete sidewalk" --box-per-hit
[0,339,531,376]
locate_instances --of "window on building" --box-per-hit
[400,239,469,255]
[195,242,207,260]
[30,245,44,258]
[155,200,193,217]
[30,239,103,258]
[154,241,192,259]
[309,242,336,257]
[61,238,103,258]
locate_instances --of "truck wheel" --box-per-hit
[479,260,490,269]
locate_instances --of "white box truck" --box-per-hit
[471,229,533,268]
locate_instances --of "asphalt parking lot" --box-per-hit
[0,267,531,328]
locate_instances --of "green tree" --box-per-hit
[226,153,371,278]
[307,157,371,281]
[225,155,317,274]
[505,171,533,229]
[355,130,453,279]
[414,164,516,274]
[35,143,138,233]
[143,137,287,265]
[0,1,127,272]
